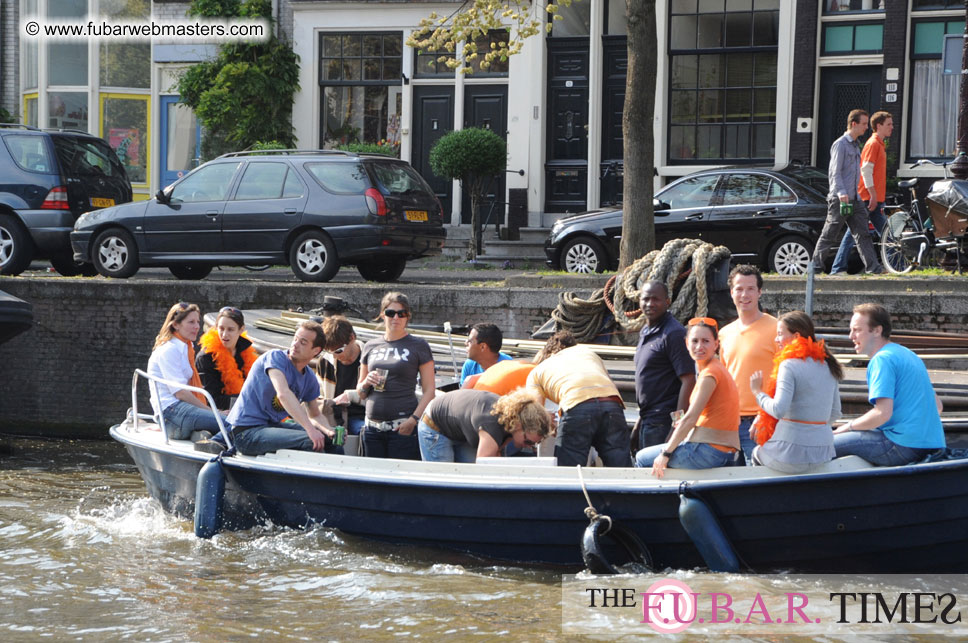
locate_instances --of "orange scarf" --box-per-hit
[198,327,257,396]
[751,336,831,446]
[173,334,208,405]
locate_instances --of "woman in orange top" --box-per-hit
[635,318,741,477]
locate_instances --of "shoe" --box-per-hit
[865,267,886,275]
[190,430,213,443]
[194,439,226,454]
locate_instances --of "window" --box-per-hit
[48,92,88,131]
[99,0,149,88]
[668,1,778,163]
[50,136,125,178]
[767,179,796,204]
[369,162,429,196]
[465,30,510,75]
[234,162,291,200]
[913,0,964,9]
[657,175,721,209]
[4,135,53,173]
[319,33,403,149]
[721,173,771,205]
[47,0,87,86]
[170,162,241,203]
[909,19,965,159]
[822,23,883,55]
[414,51,455,78]
[824,1,884,14]
[23,94,38,128]
[101,93,148,184]
[551,0,590,37]
[305,162,368,194]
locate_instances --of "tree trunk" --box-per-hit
[468,177,483,259]
[618,1,657,271]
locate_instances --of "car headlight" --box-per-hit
[551,219,564,234]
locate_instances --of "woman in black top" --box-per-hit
[195,306,258,411]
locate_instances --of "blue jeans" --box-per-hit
[346,416,364,436]
[635,441,740,469]
[738,416,756,466]
[417,421,477,463]
[161,400,225,440]
[833,429,937,466]
[638,419,672,450]
[556,398,632,468]
[831,203,887,274]
[233,420,343,457]
[363,425,421,460]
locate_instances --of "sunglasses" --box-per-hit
[384,308,409,318]
[219,306,241,316]
[688,317,718,330]
[521,434,539,447]
[331,343,348,355]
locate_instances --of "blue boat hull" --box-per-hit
[117,427,968,572]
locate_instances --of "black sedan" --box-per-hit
[545,165,834,275]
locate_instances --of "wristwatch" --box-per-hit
[411,414,420,422]
[661,450,675,458]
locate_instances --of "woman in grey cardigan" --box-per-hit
[749,311,843,473]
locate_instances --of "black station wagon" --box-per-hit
[70,150,446,282]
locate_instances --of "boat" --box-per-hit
[0,289,32,346]
[114,369,968,574]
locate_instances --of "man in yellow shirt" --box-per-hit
[718,265,777,464]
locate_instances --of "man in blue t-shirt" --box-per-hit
[459,323,512,386]
[833,303,945,465]
[227,320,340,456]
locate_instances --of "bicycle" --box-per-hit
[879,159,951,274]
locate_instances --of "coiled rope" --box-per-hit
[552,239,731,343]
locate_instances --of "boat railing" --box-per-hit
[131,368,234,450]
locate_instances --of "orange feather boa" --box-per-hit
[751,336,831,446]
[198,327,258,396]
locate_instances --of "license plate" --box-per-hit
[405,210,428,222]
[90,197,115,208]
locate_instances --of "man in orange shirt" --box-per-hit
[718,265,777,464]
[830,111,893,274]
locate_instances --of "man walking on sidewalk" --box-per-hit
[812,109,884,274]
[830,111,894,274]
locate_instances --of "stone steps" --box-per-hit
[442,226,549,263]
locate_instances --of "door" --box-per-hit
[546,38,589,213]
[462,84,508,225]
[601,36,627,207]
[411,86,454,218]
[159,96,202,189]
[652,174,723,248]
[817,66,882,171]
[143,161,241,255]
[221,161,308,256]
[707,172,798,262]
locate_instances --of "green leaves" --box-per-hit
[429,127,507,182]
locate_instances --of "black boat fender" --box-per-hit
[678,484,740,572]
[194,455,226,538]
[576,465,654,574]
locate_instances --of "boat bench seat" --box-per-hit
[661,455,875,480]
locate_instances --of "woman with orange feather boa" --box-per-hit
[749,311,843,473]
[196,306,258,412]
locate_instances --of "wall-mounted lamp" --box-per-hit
[402,73,410,86]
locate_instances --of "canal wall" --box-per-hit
[0,276,966,438]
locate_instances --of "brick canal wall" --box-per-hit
[0,276,965,438]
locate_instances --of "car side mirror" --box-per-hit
[653,198,671,212]
[156,189,170,205]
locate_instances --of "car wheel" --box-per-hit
[357,257,407,282]
[767,236,812,275]
[49,249,97,277]
[289,230,339,282]
[0,214,35,276]
[168,265,213,280]
[91,228,140,278]
[560,236,608,273]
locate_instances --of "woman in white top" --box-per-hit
[147,302,224,440]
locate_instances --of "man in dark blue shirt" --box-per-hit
[633,281,696,450]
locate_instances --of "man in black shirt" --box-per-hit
[317,316,366,436]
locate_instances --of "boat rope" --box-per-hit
[577,465,655,574]
[577,464,612,533]
[551,239,731,343]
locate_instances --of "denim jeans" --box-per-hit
[638,420,672,450]
[635,441,740,469]
[833,429,936,466]
[161,400,225,440]
[233,420,343,457]
[345,416,365,436]
[738,416,755,466]
[363,425,421,460]
[417,421,477,463]
[831,203,887,274]
[557,398,632,468]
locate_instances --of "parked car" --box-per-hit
[0,124,132,276]
[544,165,835,275]
[71,150,446,282]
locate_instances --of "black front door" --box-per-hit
[817,66,882,171]
[601,36,627,207]
[411,86,455,218]
[462,84,508,225]
[546,37,589,213]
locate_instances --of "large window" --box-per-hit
[823,1,884,13]
[47,0,87,86]
[101,93,149,184]
[822,22,883,55]
[909,19,965,160]
[668,0,779,163]
[99,0,150,89]
[319,33,403,148]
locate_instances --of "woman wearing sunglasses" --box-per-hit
[195,306,258,412]
[418,388,552,462]
[356,292,435,460]
[635,318,741,477]
[748,311,841,473]
[147,302,226,440]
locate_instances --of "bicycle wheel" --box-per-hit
[880,212,917,274]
